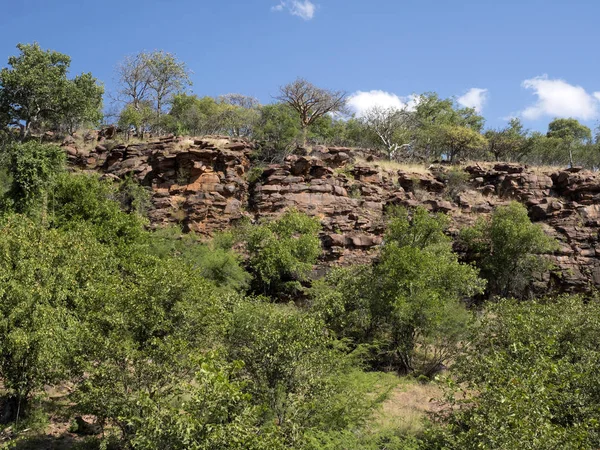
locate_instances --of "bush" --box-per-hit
[311,207,485,375]
[48,172,147,249]
[439,167,469,199]
[225,301,376,445]
[0,141,65,215]
[115,174,152,216]
[427,295,600,449]
[149,226,251,291]
[459,201,558,298]
[130,355,285,450]
[244,209,321,297]
[0,216,110,420]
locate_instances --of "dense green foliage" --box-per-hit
[460,201,558,298]
[0,43,103,138]
[0,140,65,214]
[0,142,394,448]
[244,209,321,296]
[428,296,600,449]
[3,41,600,450]
[312,207,485,375]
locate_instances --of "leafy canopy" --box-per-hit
[0,43,103,137]
[460,201,558,298]
[429,296,600,449]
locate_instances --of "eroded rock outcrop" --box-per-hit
[66,135,600,293]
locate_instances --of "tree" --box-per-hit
[58,72,104,133]
[244,209,321,297]
[410,92,485,160]
[145,50,191,119]
[218,93,260,137]
[547,118,592,167]
[0,43,103,138]
[226,301,375,445]
[167,94,225,135]
[460,201,558,298]
[253,103,301,162]
[115,52,152,111]
[115,50,191,130]
[0,216,107,424]
[0,141,65,215]
[118,100,155,137]
[437,124,488,162]
[429,296,600,449]
[312,207,485,375]
[276,78,348,146]
[484,118,531,162]
[361,106,411,159]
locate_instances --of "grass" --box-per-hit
[368,377,443,436]
[174,138,195,151]
[355,157,432,174]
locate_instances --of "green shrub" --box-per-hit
[48,172,147,249]
[427,295,600,449]
[246,166,265,184]
[244,209,321,297]
[130,355,285,450]
[0,216,110,420]
[115,174,152,216]
[149,226,251,291]
[311,207,485,375]
[439,167,469,199]
[459,201,558,298]
[225,301,377,445]
[0,141,65,215]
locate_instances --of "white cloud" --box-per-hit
[521,75,599,120]
[272,0,316,20]
[347,90,418,117]
[457,88,488,113]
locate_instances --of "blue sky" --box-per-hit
[1,0,599,131]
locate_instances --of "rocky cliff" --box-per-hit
[67,134,600,293]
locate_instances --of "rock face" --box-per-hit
[71,136,252,233]
[69,135,600,293]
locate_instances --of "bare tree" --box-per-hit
[219,93,260,110]
[276,78,347,146]
[115,53,152,110]
[362,106,412,160]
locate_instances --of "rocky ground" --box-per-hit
[64,133,600,293]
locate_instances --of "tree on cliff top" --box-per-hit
[0,43,103,138]
[276,78,348,146]
[547,118,592,167]
[116,50,191,130]
[361,105,412,160]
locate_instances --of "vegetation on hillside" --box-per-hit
[1,42,599,450]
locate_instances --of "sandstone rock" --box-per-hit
[64,136,600,294]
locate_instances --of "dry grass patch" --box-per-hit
[174,138,195,151]
[369,378,443,435]
[355,157,432,174]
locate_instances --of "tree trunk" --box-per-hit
[569,145,574,168]
[301,125,308,147]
